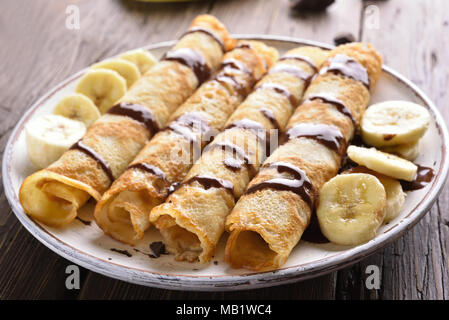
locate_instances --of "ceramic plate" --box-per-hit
[3,36,449,291]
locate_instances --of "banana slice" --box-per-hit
[53,93,101,127]
[361,101,430,147]
[342,167,406,223]
[317,173,386,246]
[380,140,420,161]
[92,59,140,88]
[25,115,86,169]
[347,145,418,181]
[120,49,156,75]
[75,69,127,114]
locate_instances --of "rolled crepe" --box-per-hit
[225,43,383,271]
[19,15,232,227]
[150,46,329,263]
[94,40,279,244]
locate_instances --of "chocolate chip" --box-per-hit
[333,32,356,46]
[290,0,335,11]
[149,241,166,258]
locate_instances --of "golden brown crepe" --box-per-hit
[19,15,232,227]
[94,40,279,244]
[225,43,383,271]
[150,46,329,263]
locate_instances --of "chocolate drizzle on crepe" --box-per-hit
[245,161,315,210]
[256,83,298,107]
[320,54,370,89]
[225,119,271,157]
[162,48,211,84]
[181,27,225,53]
[167,112,213,143]
[183,175,234,197]
[259,107,280,130]
[305,93,356,125]
[128,163,166,181]
[70,140,114,181]
[285,123,345,155]
[214,58,255,98]
[279,54,318,72]
[268,64,313,87]
[205,142,256,176]
[108,102,160,135]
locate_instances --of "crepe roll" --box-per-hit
[19,15,232,227]
[94,40,279,244]
[225,43,383,271]
[150,46,329,263]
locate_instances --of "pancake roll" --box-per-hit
[224,43,383,271]
[94,41,279,244]
[150,46,329,263]
[19,15,232,227]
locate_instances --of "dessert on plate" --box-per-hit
[16,14,435,274]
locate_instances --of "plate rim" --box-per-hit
[3,34,449,291]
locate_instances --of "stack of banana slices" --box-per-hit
[317,100,431,246]
[25,49,156,169]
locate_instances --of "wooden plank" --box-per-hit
[78,271,336,299]
[336,0,449,300]
[209,0,362,44]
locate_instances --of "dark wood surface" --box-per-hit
[0,0,448,300]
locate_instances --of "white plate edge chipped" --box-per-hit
[3,35,449,291]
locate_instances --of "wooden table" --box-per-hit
[1,0,448,300]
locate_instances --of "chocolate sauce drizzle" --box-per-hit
[224,119,270,156]
[168,112,214,142]
[279,54,318,72]
[183,175,234,196]
[320,54,370,89]
[245,161,315,210]
[305,93,356,125]
[128,163,166,181]
[302,212,329,243]
[110,248,132,257]
[205,141,256,175]
[400,165,434,191]
[70,140,114,181]
[285,123,345,154]
[162,48,211,84]
[234,43,252,50]
[268,64,312,85]
[259,107,280,130]
[213,58,255,98]
[256,83,298,107]
[225,119,267,141]
[108,102,159,135]
[181,27,225,52]
[167,182,181,195]
[220,59,252,76]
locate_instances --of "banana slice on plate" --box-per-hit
[91,59,140,88]
[380,140,420,161]
[53,93,101,127]
[342,166,406,224]
[317,173,387,245]
[317,173,386,246]
[347,145,418,181]
[361,100,430,147]
[120,49,156,75]
[25,115,86,169]
[75,69,127,114]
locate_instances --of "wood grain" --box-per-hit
[0,0,447,300]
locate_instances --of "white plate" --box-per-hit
[3,36,449,291]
